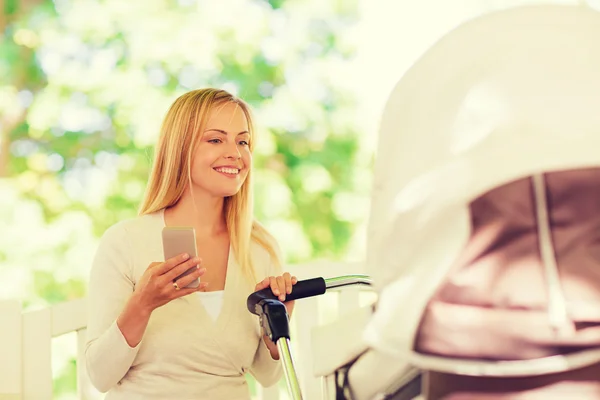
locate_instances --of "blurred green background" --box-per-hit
[1,0,371,397]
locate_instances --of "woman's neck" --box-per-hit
[164,189,228,236]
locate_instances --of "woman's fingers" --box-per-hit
[268,276,281,299]
[256,273,299,302]
[275,275,286,301]
[162,256,202,282]
[155,253,191,275]
[254,276,270,291]
[283,272,293,294]
[173,266,206,289]
[173,282,209,298]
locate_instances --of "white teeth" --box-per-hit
[215,167,239,175]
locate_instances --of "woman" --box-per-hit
[85,88,296,399]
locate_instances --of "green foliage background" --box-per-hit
[0,0,371,397]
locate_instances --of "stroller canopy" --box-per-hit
[364,4,600,361]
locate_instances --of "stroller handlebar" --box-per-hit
[247,277,326,315]
[247,274,373,315]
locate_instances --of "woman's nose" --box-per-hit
[224,142,241,160]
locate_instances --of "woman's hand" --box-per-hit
[133,253,208,314]
[254,272,298,360]
[117,253,208,348]
[254,272,298,314]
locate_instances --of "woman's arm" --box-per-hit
[85,224,206,392]
[116,294,152,347]
[85,223,144,393]
[116,255,206,347]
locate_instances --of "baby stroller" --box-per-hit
[249,4,600,399]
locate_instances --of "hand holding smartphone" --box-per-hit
[162,227,200,289]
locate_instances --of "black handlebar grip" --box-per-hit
[247,277,327,315]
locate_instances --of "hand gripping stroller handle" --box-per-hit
[247,277,327,315]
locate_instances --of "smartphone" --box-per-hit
[162,226,200,289]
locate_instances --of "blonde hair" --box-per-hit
[139,88,281,281]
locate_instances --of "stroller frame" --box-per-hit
[248,275,421,400]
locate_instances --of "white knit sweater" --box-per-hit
[85,210,282,399]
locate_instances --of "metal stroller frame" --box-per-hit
[247,275,422,400]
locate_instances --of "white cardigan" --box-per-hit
[85,211,282,399]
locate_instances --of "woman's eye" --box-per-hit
[238,140,249,146]
[208,138,222,144]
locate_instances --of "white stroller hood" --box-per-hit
[363,4,600,366]
[310,5,600,400]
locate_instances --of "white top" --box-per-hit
[197,291,225,321]
[84,210,282,400]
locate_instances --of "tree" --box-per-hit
[1,0,368,397]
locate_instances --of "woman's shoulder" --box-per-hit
[92,211,163,272]
[100,211,163,243]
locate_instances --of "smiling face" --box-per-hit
[189,102,252,199]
